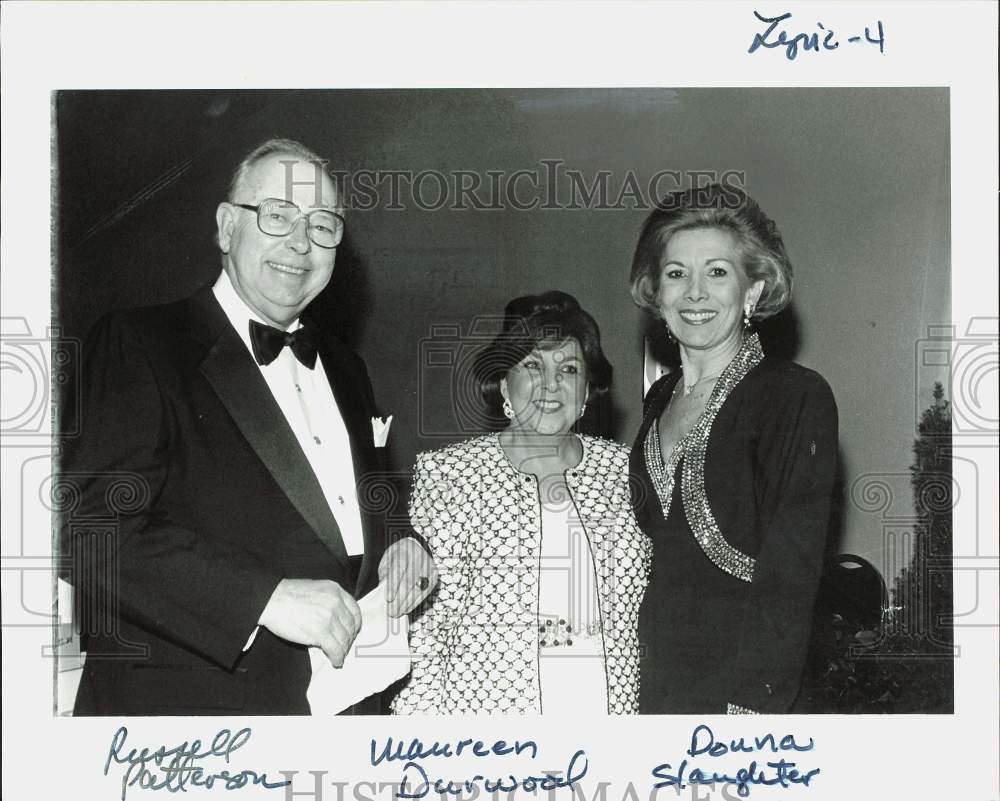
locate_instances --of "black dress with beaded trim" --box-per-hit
[630,334,838,714]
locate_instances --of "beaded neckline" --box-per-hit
[642,333,764,582]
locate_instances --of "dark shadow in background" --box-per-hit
[308,234,372,352]
[756,304,801,362]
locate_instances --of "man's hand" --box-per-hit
[258,579,362,667]
[379,538,438,618]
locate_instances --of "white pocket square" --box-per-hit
[371,415,393,447]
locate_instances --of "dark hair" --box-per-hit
[475,291,613,419]
[630,184,793,321]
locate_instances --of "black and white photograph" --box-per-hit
[2,4,997,801]
[52,86,954,719]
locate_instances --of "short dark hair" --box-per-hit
[475,290,613,419]
[630,184,793,321]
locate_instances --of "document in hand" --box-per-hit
[306,583,411,715]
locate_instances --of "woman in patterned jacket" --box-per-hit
[392,291,650,714]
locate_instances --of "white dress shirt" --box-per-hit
[213,270,366,556]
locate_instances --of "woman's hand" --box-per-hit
[379,537,439,618]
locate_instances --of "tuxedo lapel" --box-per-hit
[187,288,351,569]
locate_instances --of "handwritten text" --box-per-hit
[652,724,820,797]
[749,11,885,60]
[104,726,289,801]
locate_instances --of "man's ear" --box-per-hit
[215,203,236,253]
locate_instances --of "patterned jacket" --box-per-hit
[391,433,651,714]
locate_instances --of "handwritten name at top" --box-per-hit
[749,11,885,61]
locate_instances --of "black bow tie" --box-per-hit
[249,320,318,369]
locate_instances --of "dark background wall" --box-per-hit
[56,88,950,574]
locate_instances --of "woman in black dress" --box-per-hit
[629,185,838,714]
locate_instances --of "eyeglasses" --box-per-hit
[233,198,345,248]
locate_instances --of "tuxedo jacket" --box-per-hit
[61,285,394,715]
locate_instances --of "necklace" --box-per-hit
[679,369,723,396]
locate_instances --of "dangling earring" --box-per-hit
[663,319,675,343]
[502,397,515,420]
[743,305,754,331]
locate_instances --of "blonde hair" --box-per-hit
[630,185,792,321]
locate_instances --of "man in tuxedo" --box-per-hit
[61,138,436,715]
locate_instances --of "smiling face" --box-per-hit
[216,153,339,328]
[501,338,589,437]
[656,226,764,354]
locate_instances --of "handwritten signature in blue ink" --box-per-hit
[370,735,585,799]
[104,726,289,801]
[652,724,819,797]
[395,750,588,799]
[749,11,885,60]
[371,736,539,766]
